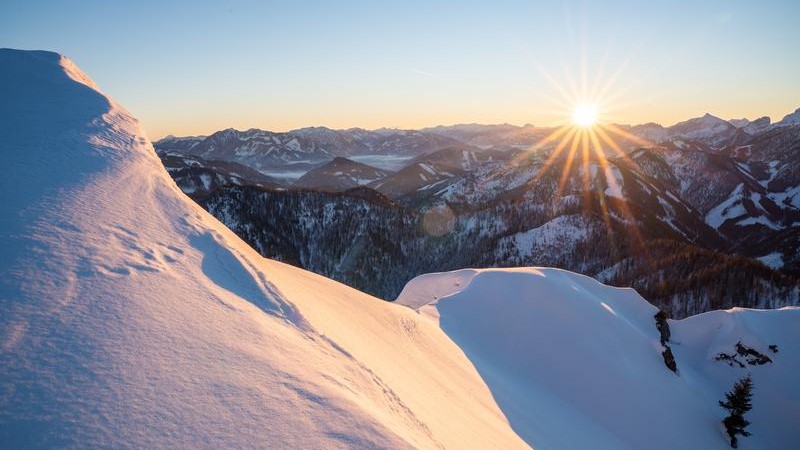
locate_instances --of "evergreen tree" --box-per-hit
[719,376,753,448]
[654,309,671,345]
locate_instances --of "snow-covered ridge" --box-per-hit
[0,49,527,449]
[398,268,800,450]
[776,107,800,127]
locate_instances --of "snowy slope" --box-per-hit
[776,108,800,127]
[397,268,800,450]
[293,156,391,191]
[0,49,527,449]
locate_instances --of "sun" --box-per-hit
[520,53,659,254]
[572,104,598,127]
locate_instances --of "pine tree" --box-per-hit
[719,376,753,448]
[654,309,671,345]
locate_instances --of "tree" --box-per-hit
[654,309,671,345]
[719,376,753,448]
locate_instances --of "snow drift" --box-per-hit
[397,268,800,449]
[1,49,798,450]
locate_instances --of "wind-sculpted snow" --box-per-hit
[398,268,800,450]
[0,49,527,449]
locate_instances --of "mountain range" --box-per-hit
[156,107,800,317]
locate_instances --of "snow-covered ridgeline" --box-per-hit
[0,49,525,449]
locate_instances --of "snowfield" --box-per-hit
[397,268,800,450]
[0,49,525,449]
[1,49,798,450]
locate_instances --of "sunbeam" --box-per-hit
[521,58,656,257]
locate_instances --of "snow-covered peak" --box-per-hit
[291,125,338,136]
[0,49,528,449]
[667,113,738,146]
[629,122,669,143]
[673,112,731,129]
[776,107,800,126]
[728,116,771,134]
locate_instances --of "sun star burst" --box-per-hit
[573,104,598,128]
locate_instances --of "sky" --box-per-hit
[2,0,799,140]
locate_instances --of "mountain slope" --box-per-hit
[668,113,739,147]
[397,268,800,450]
[158,151,281,194]
[293,157,391,191]
[0,49,527,449]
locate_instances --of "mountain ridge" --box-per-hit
[0,48,529,449]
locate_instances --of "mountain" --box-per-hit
[153,134,205,152]
[155,107,800,203]
[776,107,800,127]
[396,268,800,450]
[422,123,547,150]
[718,123,800,268]
[407,145,510,171]
[0,49,529,449]
[159,151,281,194]
[628,122,669,143]
[368,146,508,200]
[623,142,745,215]
[729,116,771,134]
[365,129,469,157]
[625,113,787,149]
[368,160,464,199]
[159,127,337,181]
[160,103,800,297]
[293,157,391,191]
[665,113,740,147]
[199,181,799,317]
[154,126,468,181]
[2,48,800,450]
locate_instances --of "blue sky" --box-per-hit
[2,0,799,139]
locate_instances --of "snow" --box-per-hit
[0,50,526,449]
[705,184,747,228]
[603,165,624,199]
[199,173,213,190]
[757,252,784,269]
[736,216,783,231]
[418,163,437,175]
[501,215,590,260]
[766,160,780,184]
[285,137,301,151]
[349,154,413,171]
[397,268,800,450]
[671,113,735,142]
[767,184,800,210]
[3,48,799,450]
[776,108,800,126]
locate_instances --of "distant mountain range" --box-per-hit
[156,109,800,316]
